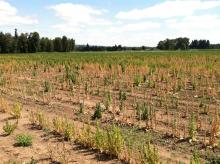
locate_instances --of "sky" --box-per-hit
[0,0,220,46]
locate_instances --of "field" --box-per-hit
[0,51,220,163]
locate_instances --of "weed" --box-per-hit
[190,148,200,164]
[92,103,102,120]
[64,120,75,141]
[15,134,32,147]
[188,112,197,141]
[140,133,159,164]
[10,102,22,119]
[106,125,125,158]
[3,120,17,136]
[44,80,51,92]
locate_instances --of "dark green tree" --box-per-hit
[18,33,28,53]
[62,36,68,52]
[54,37,62,52]
[28,32,40,53]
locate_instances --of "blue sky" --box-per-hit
[1,0,220,46]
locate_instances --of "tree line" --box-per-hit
[157,38,212,50]
[0,29,75,53]
[75,44,154,51]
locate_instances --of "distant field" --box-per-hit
[0,51,219,163]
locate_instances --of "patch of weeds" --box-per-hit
[3,120,17,136]
[44,80,51,92]
[15,134,32,147]
[10,102,22,119]
[92,103,102,120]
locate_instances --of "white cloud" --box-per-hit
[48,1,220,46]
[107,22,160,33]
[49,3,111,32]
[49,3,163,46]
[0,0,38,26]
[116,0,220,20]
[166,15,220,30]
[165,14,220,43]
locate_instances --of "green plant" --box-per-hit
[188,112,197,141]
[53,116,64,134]
[136,102,149,121]
[15,134,33,147]
[29,157,37,164]
[44,80,51,92]
[3,121,17,136]
[190,148,200,164]
[79,102,84,114]
[106,125,124,157]
[92,103,102,120]
[140,133,159,164]
[64,120,74,141]
[10,102,22,119]
[94,122,105,150]
[134,74,142,86]
[119,90,127,101]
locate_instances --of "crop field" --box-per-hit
[0,51,220,163]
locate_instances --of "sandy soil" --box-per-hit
[0,101,120,164]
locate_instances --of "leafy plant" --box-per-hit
[15,134,33,147]
[188,112,197,141]
[190,148,200,164]
[134,74,142,86]
[106,125,124,157]
[64,120,74,141]
[140,133,159,164]
[92,103,102,120]
[44,80,51,92]
[3,120,17,136]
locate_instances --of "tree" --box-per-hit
[28,32,40,53]
[0,30,75,53]
[62,36,68,52]
[0,32,4,53]
[12,29,18,53]
[68,39,75,51]
[157,38,190,50]
[39,37,46,52]
[54,37,62,52]
[175,37,189,50]
[45,38,54,52]
[190,39,210,49]
[18,33,28,53]
[1,33,13,53]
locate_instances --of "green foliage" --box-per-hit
[94,123,105,150]
[134,74,142,86]
[0,76,6,86]
[29,157,37,164]
[3,121,17,136]
[44,80,51,92]
[190,148,200,164]
[136,102,149,121]
[119,90,127,101]
[120,63,126,73]
[64,120,74,141]
[188,112,197,141]
[15,134,33,147]
[92,103,102,120]
[106,125,125,157]
[140,133,159,164]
